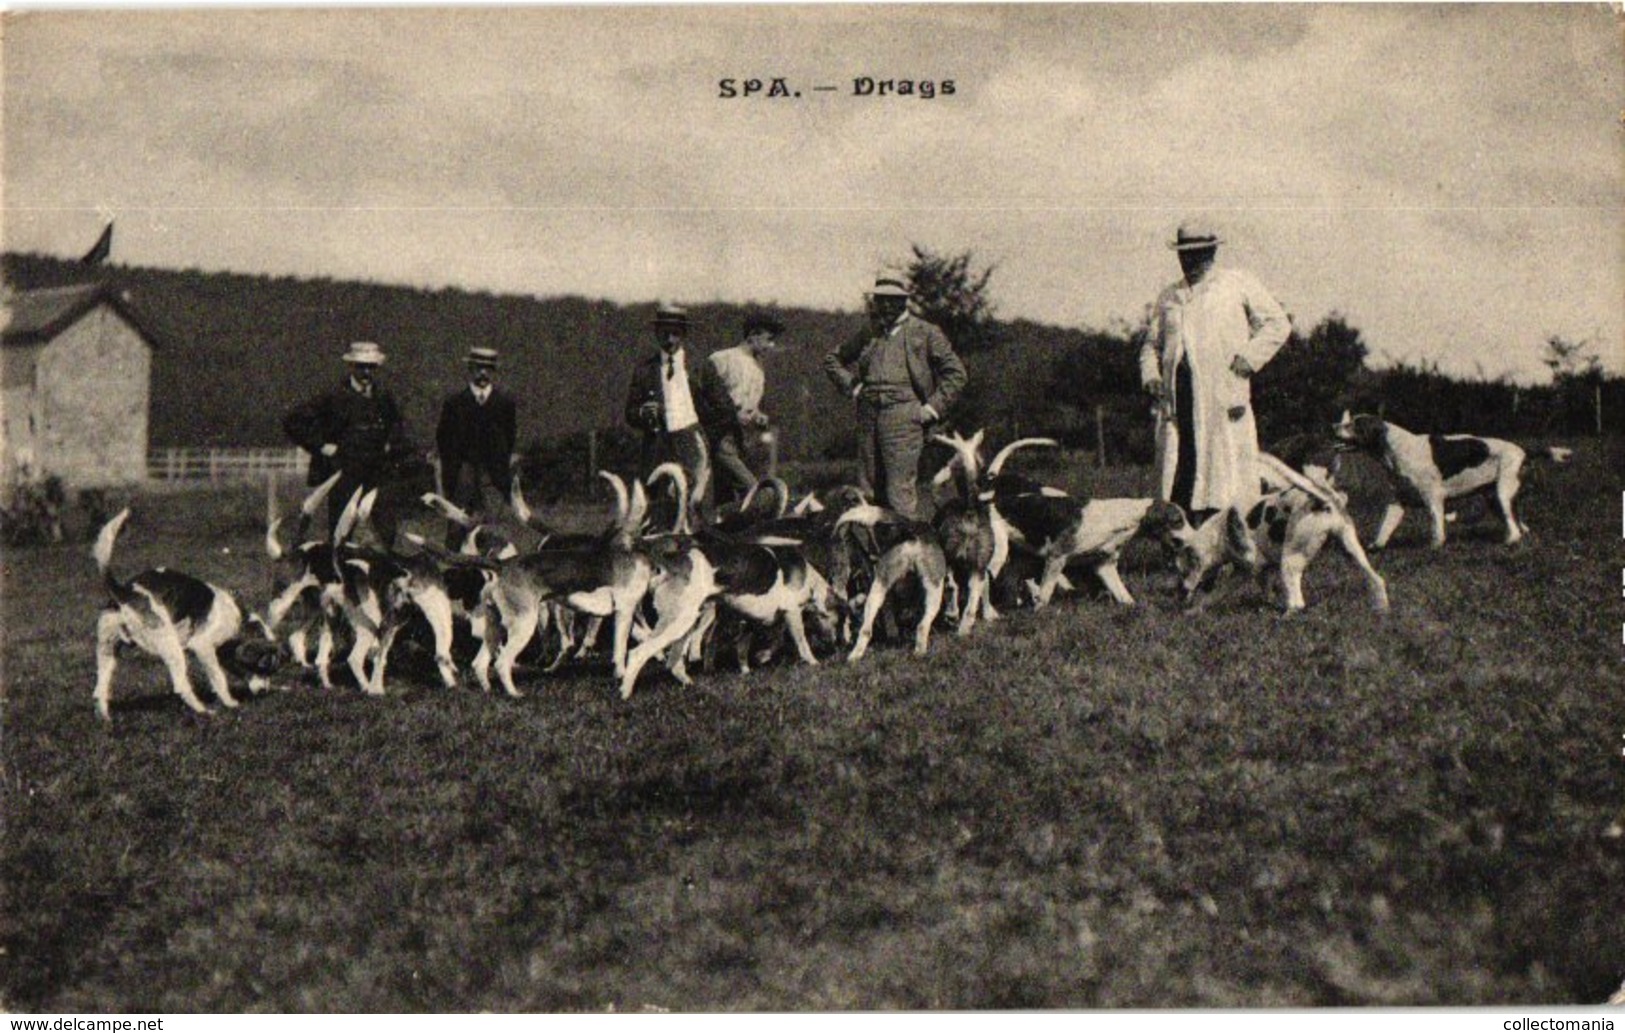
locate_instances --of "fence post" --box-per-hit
[1095,404,1107,469]
[266,470,280,529]
[1597,384,1603,437]
[587,430,598,484]
[766,431,779,478]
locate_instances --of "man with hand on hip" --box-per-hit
[283,340,409,545]
[823,277,967,518]
[1139,220,1291,517]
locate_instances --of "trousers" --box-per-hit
[641,425,711,526]
[709,428,757,504]
[857,399,926,518]
[443,461,512,549]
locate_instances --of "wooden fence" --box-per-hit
[148,447,307,483]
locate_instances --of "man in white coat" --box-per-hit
[1139,221,1292,516]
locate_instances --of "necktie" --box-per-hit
[666,354,675,378]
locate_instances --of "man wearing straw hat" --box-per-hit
[283,340,409,544]
[434,346,519,549]
[823,276,967,518]
[624,304,733,522]
[1139,220,1291,517]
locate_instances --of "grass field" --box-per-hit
[2,444,1622,1011]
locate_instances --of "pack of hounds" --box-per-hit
[90,412,1571,724]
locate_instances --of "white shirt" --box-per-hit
[708,345,765,418]
[470,384,491,405]
[661,349,700,432]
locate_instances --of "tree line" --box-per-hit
[6,250,1615,499]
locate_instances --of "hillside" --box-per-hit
[2,254,1114,463]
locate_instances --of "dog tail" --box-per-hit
[930,431,982,489]
[834,503,916,535]
[266,472,340,560]
[507,468,560,534]
[93,508,137,602]
[332,486,386,552]
[298,472,342,537]
[987,437,1059,478]
[598,470,630,526]
[1530,444,1573,464]
[265,518,287,561]
[646,462,690,534]
[1256,452,1347,514]
[739,476,792,520]
[765,477,792,520]
[401,531,502,570]
[790,491,824,517]
[421,492,477,528]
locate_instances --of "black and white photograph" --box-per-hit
[1,3,1622,1013]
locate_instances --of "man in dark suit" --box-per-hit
[434,346,519,548]
[624,304,733,525]
[823,277,967,518]
[283,340,409,545]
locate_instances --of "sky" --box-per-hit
[3,4,1621,382]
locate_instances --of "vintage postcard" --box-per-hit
[2,4,1621,1014]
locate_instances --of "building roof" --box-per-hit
[2,282,164,349]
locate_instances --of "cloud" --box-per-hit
[3,5,1619,381]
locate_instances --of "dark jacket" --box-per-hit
[623,349,735,437]
[436,386,518,494]
[283,381,407,486]
[822,312,968,414]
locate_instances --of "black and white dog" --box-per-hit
[1332,411,1571,548]
[1150,453,1390,614]
[93,509,277,722]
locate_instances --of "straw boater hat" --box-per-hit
[342,341,386,365]
[866,277,912,298]
[465,347,500,367]
[1168,221,1223,251]
[651,303,691,329]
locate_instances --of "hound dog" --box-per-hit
[331,489,464,695]
[1332,410,1571,548]
[1149,453,1390,614]
[928,432,1058,633]
[93,509,277,722]
[476,472,663,698]
[934,434,1161,609]
[640,464,834,684]
[832,504,949,662]
[264,473,347,687]
[710,483,870,651]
